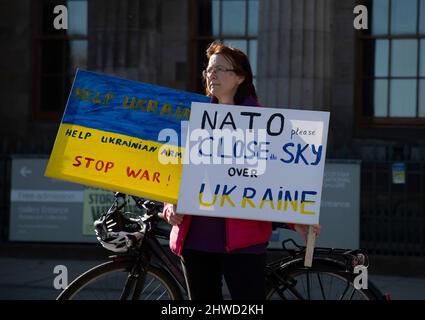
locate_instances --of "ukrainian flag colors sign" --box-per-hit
[45,69,210,203]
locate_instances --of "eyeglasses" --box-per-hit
[202,66,236,77]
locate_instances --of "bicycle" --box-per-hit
[57,192,385,300]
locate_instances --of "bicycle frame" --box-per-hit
[107,227,187,299]
[82,193,383,301]
[144,234,187,290]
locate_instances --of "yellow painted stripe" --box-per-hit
[45,123,183,204]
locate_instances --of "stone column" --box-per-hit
[257,0,333,110]
[87,0,162,83]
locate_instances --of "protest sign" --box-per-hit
[45,69,210,203]
[178,102,330,226]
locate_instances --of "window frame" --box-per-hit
[355,0,425,127]
[188,0,258,94]
[31,0,88,122]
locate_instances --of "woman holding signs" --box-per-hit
[164,41,321,300]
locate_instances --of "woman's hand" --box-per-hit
[165,204,184,226]
[294,224,321,243]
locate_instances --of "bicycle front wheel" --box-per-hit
[266,259,382,300]
[57,260,182,300]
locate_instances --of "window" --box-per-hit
[359,0,425,125]
[33,0,88,121]
[190,0,259,93]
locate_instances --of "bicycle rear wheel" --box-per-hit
[57,260,182,300]
[266,259,382,300]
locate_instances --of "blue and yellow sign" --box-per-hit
[45,69,210,203]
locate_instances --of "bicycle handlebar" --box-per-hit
[113,192,164,218]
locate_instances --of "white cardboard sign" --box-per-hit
[177,102,330,225]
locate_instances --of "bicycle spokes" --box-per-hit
[269,271,371,300]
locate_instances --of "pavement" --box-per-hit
[1,246,425,300]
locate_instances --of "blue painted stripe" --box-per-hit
[62,69,210,146]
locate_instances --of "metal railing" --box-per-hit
[361,161,425,256]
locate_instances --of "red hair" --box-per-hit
[203,41,257,104]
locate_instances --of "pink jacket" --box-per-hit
[163,203,284,256]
